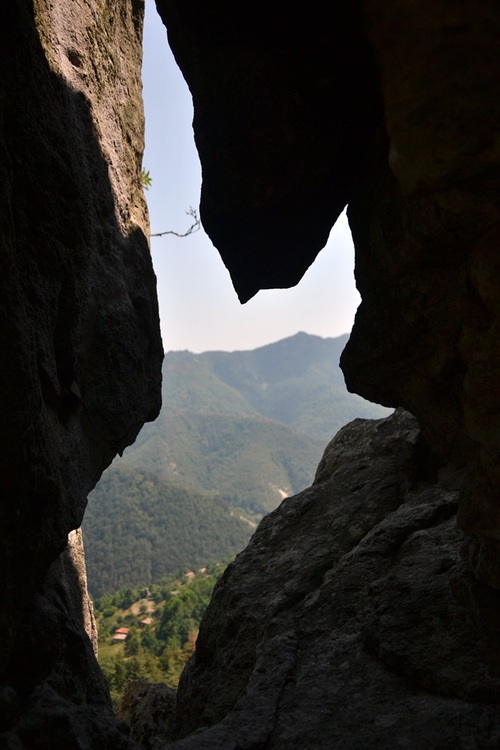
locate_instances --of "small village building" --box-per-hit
[112,626,129,643]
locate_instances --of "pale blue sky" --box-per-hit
[142,0,360,353]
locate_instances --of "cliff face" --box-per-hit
[342,1,500,549]
[163,411,500,749]
[0,0,162,746]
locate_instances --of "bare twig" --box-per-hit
[150,207,201,238]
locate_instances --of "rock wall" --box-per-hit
[158,411,500,749]
[0,0,162,746]
[122,1,500,746]
[342,1,500,547]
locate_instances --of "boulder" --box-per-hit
[119,681,177,749]
[163,412,500,748]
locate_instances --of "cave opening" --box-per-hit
[4,2,500,747]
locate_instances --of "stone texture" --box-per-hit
[3,1,500,747]
[341,0,500,543]
[0,532,135,750]
[65,529,99,656]
[119,681,177,749]
[0,0,162,746]
[158,411,500,749]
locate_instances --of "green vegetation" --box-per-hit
[95,564,225,705]
[84,468,251,597]
[84,332,391,597]
[124,410,323,518]
[141,168,152,190]
[198,332,390,442]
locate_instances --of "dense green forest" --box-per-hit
[122,410,323,517]
[95,564,225,705]
[84,468,252,597]
[156,332,389,443]
[84,333,390,596]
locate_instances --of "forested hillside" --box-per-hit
[158,332,387,442]
[94,564,226,704]
[84,468,252,597]
[121,410,323,517]
[84,333,390,596]
[112,332,389,513]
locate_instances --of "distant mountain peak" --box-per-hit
[166,331,351,357]
[85,329,390,594]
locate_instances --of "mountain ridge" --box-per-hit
[84,332,391,595]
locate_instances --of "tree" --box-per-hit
[158,645,189,687]
[124,628,140,656]
[150,206,200,238]
[140,626,156,654]
[112,651,127,693]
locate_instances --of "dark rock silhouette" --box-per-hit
[0,1,162,747]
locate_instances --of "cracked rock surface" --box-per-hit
[150,411,500,749]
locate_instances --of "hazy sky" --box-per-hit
[142,0,360,353]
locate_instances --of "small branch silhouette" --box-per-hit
[150,207,201,238]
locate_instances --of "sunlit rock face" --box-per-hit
[0,0,162,746]
[156,0,500,549]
